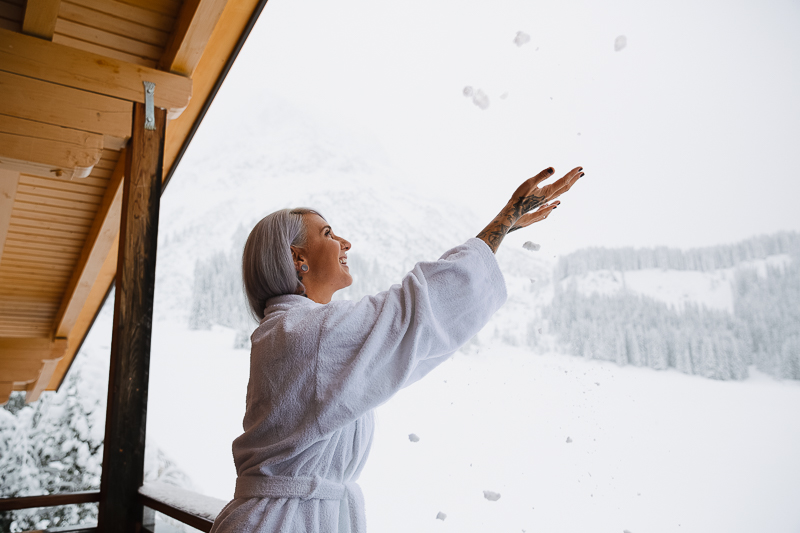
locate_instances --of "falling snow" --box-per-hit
[523,242,541,252]
[436,511,447,521]
[566,436,573,443]
[408,433,420,442]
[462,86,473,97]
[483,490,501,501]
[513,31,531,47]
[615,35,627,51]
[472,89,490,110]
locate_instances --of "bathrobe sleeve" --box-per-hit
[309,238,507,434]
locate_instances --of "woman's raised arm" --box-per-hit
[477,166,584,253]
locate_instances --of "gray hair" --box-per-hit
[242,207,323,320]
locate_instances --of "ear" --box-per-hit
[290,245,305,269]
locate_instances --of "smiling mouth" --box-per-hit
[339,256,348,265]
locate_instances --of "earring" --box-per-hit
[300,264,309,272]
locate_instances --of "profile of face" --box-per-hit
[290,213,352,304]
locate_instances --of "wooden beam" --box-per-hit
[0,114,103,178]
[0,71,132,139]
[23,337,67,403]
[98,102,164,533]
[0,28,192,115]
[53,151,124,338]
[0,490,101,511]
[0,336,53,357]
[159,0,228,77]
[22,0,61,40]
[0,381,12,406]
[0,337,66,403]
[0,168,19,265]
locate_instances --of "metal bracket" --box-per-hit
[143,81,155,130]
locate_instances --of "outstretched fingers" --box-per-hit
[541,167,583,201]
[508,201,560,232]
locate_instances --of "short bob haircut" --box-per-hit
[242,207,323,320]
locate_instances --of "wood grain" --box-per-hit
[22,0,60,39]
[98,102,164,532]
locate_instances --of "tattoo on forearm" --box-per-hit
[477,191,547,252]
[477,209,514,253]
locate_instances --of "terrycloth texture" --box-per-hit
[210,238,507,533]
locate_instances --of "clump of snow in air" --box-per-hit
[566,436,573,443]
[500,92,508,100]
[472,89,490,110]
[436,511,447,521]
[483,490,501,501]
[513,31,531,47]
[624,530,633,533]
[615,35,627,51]
[462,86,473,97]
[408,433,420,442]
[523,241,540,252]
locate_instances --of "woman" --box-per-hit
[210,166,584,533]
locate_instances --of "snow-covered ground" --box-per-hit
[123,314,800,533]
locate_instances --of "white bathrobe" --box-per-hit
[210,238,507,533]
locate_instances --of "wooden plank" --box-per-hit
[0,114,104,176]
[59,1,169,47]
[14,191,101,212]
[3,237,84,254]
[6,227,87,245]
[3,246,81,262]
[117,0,180,17]
[0,28,190,112]
[11,201,96,220]
[55,18,163,60]
[17,183,104,203]
[0,17,21,32]
[0,265,72,280]
[0,306,59,318]
[159,0,228,76]
[0,71,133,139]
[70,0,174,31]
[0,169,19,266]
[0,1,23,21]
[10,211,95,232]
[18,175,106,196]
[0,490,101,511]
[53,33,155,67]
[0,158,83,180]
[94,159,117,171]
[22,0,61,40]
[54,150,124,337]
[0,273,68,288]
[98,103,164,533]
[88,167,113,179]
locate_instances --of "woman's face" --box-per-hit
[291,213,352,304]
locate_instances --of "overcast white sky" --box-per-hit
[210,0,800,255]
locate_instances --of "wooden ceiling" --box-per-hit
[0,0,264,404]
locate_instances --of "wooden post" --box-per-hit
[98,102,165,532]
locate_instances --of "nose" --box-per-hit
[338,236,351,251]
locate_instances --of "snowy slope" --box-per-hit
[556,253,793,312]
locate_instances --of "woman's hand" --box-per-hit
[477,166,584,253]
